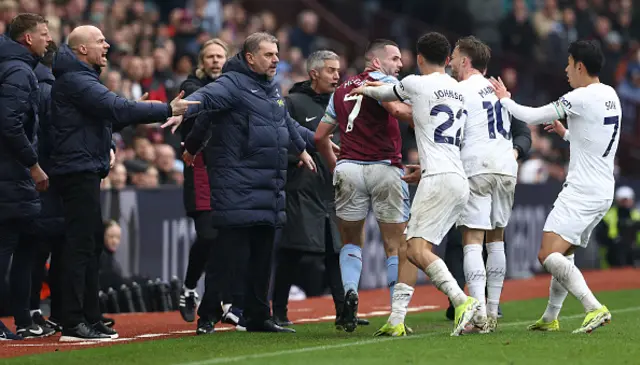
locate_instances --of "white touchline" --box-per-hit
[175,306,640,365]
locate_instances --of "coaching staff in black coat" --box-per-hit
[49,25,197,342]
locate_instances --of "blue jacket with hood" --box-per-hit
[183,52,316,228]
[0,35,41,220]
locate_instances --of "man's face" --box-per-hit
[202,43,227,78]
[109,164,127,190]
[377,45,402,77]
[84,28,110,68]
[26,22,52,57]
[247,41,279,79]
[449,47,463,80]
[565,55,578,88]
[312,59,340,94]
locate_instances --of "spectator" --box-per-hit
[499,0,537,61]
[155,144,177,184]
[596,186,640,268]
[289,10,319,58]
[532,0,561,41]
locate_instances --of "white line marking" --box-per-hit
[174,306,640,365]
[136,333,169,338]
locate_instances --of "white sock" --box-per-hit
[486,241,506,318]
[30,309,42,316]
[183,286,197,296]
[388,283,415,326]
[463,244,486,320]
[425,259,467,307]
[542,254,573,322]
[222,303,232,314]
[543,252,602,313]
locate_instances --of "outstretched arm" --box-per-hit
[490,77,565,126]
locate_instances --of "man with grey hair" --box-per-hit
[162,32,332,334]
[271,50,370,330]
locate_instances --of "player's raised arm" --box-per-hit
[489,77,562,125]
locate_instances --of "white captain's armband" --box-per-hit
[321,113,337,125]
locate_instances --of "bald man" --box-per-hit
[48,25,196,342]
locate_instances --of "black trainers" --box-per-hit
[196,319,215,335]
[45,317,63,332]
[92,321,118,339]
[59,323,111,342]
[101,316,115,328]
[179,289,198,322]
[342,290,359,333]
[31,312,54,330]
[16,324,56,339]
[273,314,293,327]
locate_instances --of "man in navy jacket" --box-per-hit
[0,13,52,340]
[164,32,320,334]
[49,25,196,342]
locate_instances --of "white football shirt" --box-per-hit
[459,74,518,177]
[394,73,467,178]
[501,82,621,201]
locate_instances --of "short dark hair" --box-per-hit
[455,36,491,72]
[8,13,47,42]
[568,40,605,76]
[40,41,57,68]
[243,32,278,55]
[416,32,450,66]
[365,39,398,60]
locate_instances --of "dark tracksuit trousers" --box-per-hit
[52,172,104,328]
[183,211,218,291]
[0,218,36,327]
[29,235,64,319]
[272,218,344,318]
[197,226,276,326]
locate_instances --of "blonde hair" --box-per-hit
[195,38,229,79]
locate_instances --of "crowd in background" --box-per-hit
[1,0,639,187]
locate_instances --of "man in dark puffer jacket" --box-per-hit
[49,25,196,342]
[167,32,322,334]
[0,13,53,340]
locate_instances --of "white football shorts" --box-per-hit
[333,162,410,224]
[406,173,469,245]
[457,174,517,230]
[543,194,612,248]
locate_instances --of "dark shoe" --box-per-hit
[246,319,295,333]
[446,304,455,321]
[60,323,111,342]
[273,314,293,327]
[0,320,22,340]
[92,321,118,339]
[101,316,115,328]
[32,312,53,329]
[179,288,199,323]
[342,290,359,333]
[357,318,370,326]
[45,317,63,332]
[196,319,215,335]
[222,306,244,326]
[16,324,56,339]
